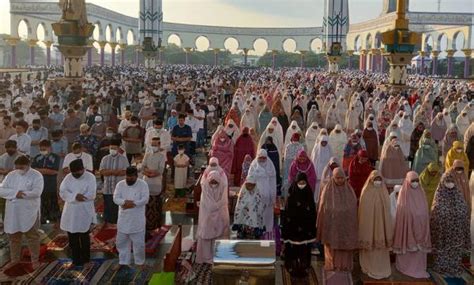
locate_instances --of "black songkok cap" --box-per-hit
[69,159,84,172]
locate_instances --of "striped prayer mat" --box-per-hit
[281,264,319,285]
[38,258,112,284]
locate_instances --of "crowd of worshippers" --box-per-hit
[0,66,473,283]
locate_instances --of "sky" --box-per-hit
[0,0,472,34]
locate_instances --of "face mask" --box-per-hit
[220,138,226,142]
[109,149,118,156]
[178,150,185,154]
[297,183,307,189]
[75,152,82,158]
[40,150,48,156]
[410,182,419,188]
[373,180,382,187]
[72,172,83,179]
[445,182,455,189]
[210,183,219,188]
[367,127,373,131]
[456,170,463,174]
[456,149,463,153]
[106,132,113,138]
[126,179,137,186]
[18,169,28,175]
[151,146,159,152]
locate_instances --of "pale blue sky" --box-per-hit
[0,0,472,34]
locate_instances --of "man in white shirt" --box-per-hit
[193,104,206,149]
[59,159,97,268]
[9,121,31,156]
[62,142,94,174]
[185,109,199,156]
[142,137,166,234]
[113,167,149,269]
[144,119,171,154]
[0,155,44,270]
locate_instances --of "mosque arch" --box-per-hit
[310,38,324,53]
[127,29,135,45]
[437,33,448,52]
[424,34,434,52]
[195,35,210,51]
[452,31,466,50]
[253,38,269,55]
[282,38,297,53]
[224,37,239,53]
[36,22,48,41]
[17,19,32,39]
[115,27,124,42]
[167,34,182,47]
[93,22,103,41]
[365,33,373,50]
[354,35,362,52]
[374,32,382,48]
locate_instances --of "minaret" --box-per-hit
[381,0,420,87]
[323,0,349,74]
[139,0,163,69]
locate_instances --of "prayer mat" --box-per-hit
[21,244,48,262]
[0,261,51,283]
[163,197,187,213]
[281,264,319,285]
[90,225,117,253]
[145,225,172,255]
[429,270,472,285]
[95,203,104,214]
[45,233,69,251]
[39,258,112,284]
[191,263,212,285]
[96,259,154,284]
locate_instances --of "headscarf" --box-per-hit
[412,130,438,174]
[258,106,273,135]
[240,154,253,185]
[240,108,257,131]
[380,140,409,186]
[328,124,347,164]
[430,173,470,276]
[455,110,470,134]
[348,150,374,199]
[419,162,441,208]
[225,119,241,143]
[225,107,240,127]
[317,168,358,250]
[447,160,471,215]
[362,120,379,161]
[233,175,265,230]
[197,170,230,240]
[442,124,461,157]
[430,113,447,142]
[305,122,320,153]
[409,122,426,160]
[231,128,256,186]
[210,130,234,179]
[259,117,284,158]
[288,150,317,192]
[311,135,333,179]
[284,120,302,147]
[282,172,317,244]
[445,141,469,174]
[393,171,431,254]
[358,171,393,250]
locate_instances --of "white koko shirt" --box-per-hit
[59,172,97,233]
[113,179,149,234]
[0,168,43,233]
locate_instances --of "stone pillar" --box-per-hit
[379,48,385,73]
[135,46,141,65]
[159,47,165,64]
[243,48,249,65]
[98,41,107,66]
[370,49,379,72]
[86,40,94,67]
[109,42,118,67]
[346,50,354,69]
[272,50,277,69]
[359,49,367,71]
[119,43,127,65]
[461,49,472,78]
[446,49,455,77]
[213,48,220,66]
[299,50,307,68]
[5,37,20,68]
[27,39,38,66]
[431,50,439,75]
[418,51,425,74]
[43,41,53,66]
[184,47,192,65]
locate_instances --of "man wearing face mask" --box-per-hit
[0,116,15,153]
[32,140,60,225]
[27,119,49,158]
[0,155,44,270]
[59,159,97,268]
[145,119,171,155]
[142,137,166,235]
[99,140,129,228]
[63,142,94,174]
[113,166,149,269]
